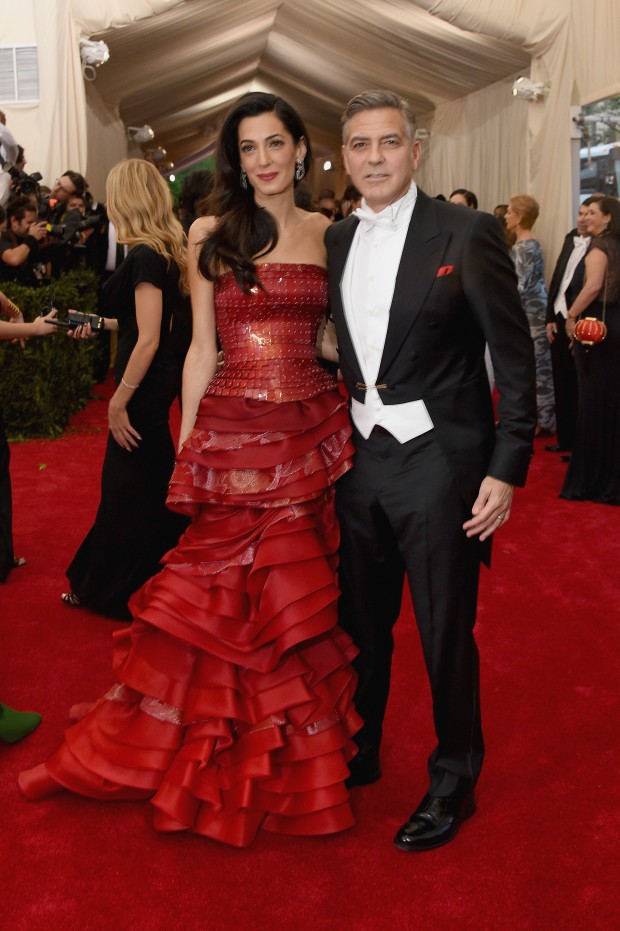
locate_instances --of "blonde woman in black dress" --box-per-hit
[62,160,189,617]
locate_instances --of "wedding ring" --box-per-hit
[496,514,504,523]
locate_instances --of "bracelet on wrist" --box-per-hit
[121,376,140,390]
[4,298,21,318]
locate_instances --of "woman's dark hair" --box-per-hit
[599,195,620,237]
[178,169,214,220]
[199,92,312,293]
[450,188,478,209]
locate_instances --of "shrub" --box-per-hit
[0,270,100,439]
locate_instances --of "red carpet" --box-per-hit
[1,380,618,931]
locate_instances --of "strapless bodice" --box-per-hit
[207,263,335,402]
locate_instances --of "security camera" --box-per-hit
[79,39,110,82]
[147,147,167,162]
[512,77,550,102]
[127,125,155,144]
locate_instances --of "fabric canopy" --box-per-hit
[3,1,620,272]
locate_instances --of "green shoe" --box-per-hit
[0,703,42,743]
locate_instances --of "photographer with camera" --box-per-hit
[39,171,106,275]
[39,171,87,222]
[0,196,49,287]
[7,147,43,206]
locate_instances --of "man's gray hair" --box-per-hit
[341,90,417,143]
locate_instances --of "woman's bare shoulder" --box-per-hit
[300,209,331,234]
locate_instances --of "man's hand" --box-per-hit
[546,322,557,344]
[463,476,514,542]
[28,220,48,242]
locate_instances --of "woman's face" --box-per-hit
[585,201,609,237]
[237,112,305,201]
[504,201,520,232]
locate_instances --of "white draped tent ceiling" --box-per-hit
[86,0,531,169]
[63,0,619,264]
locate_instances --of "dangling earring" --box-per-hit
[295,160,305,182]
[240,168,248,190]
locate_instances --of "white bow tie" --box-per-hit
[353,205,399,232]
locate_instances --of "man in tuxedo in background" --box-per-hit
[545,195,602,454]
[325,90,536,852]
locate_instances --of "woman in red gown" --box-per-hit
[19,93,360,847]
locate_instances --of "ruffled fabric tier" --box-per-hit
[168,391,354,514]
[19,390,361,847]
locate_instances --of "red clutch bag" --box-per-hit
[573,316,607,346]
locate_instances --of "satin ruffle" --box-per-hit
[20,390,360,847]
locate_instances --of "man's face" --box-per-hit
[68,195,85,214]
[342,108,420,213]
[11,209,38,236]
[576,203,589,236]
[449,192,468,207]
[318,197,337,218]
[51,175,76,204]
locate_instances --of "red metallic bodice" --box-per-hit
[207,263,335,402]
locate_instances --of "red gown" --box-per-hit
[19,264,360,847]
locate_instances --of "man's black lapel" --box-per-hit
[379,190,451,377]
[327,216,364,378]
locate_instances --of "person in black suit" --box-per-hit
[325,90,536,852]
[544,196,602,453]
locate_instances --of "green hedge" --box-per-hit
[0,270,100,439]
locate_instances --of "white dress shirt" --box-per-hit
[554,235,590,318]
[105,221,127,272]
[341,183,434,443]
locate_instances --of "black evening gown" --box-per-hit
[561,235,620,505]
[66,245,189,617]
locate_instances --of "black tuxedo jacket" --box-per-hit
[545,228,587,323]
[325,189,536,508]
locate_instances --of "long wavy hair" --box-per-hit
[598,195,620,238]
[199,92,312,293]
[106,159,188,292]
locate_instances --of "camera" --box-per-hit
[7,167,42,197]
[38,284,103,332]
[45,310,104,332]
[45,208,102,244]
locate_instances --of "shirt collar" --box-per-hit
[353,183,417,232]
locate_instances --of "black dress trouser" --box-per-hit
[336,427,484,796]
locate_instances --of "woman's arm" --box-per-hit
[178,217,219,451]
[565,247,608,339]
[0,312,58,340]
[107,281,162,450]
[0,295,58,340]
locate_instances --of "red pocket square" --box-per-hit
[436,265,454,277]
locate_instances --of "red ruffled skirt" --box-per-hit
[19,390,361,847]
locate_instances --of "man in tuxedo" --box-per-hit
[545,196,602,453]
[325,91,536,852]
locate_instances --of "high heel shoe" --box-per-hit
[0,702,42,743]
[18,763,64,800]
[61,591,81,607]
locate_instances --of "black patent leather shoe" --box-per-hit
[345,754,382,788]
[393,790,476,852]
